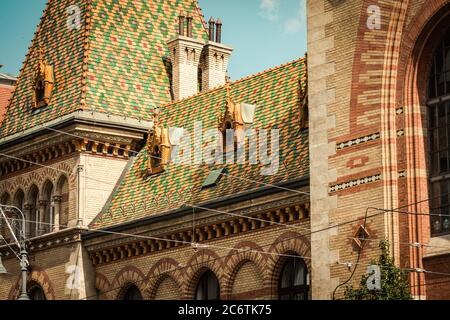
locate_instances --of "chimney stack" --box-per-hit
[168,15,204,101]
[178,15,185,36]
[186,15,193,38]
[200,18,233,91]
[208,17,216,42]
[215,18,222,44]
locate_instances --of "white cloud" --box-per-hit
[283,0,306,34]
[259,0,280,22]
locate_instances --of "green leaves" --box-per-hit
[344,240,413,300]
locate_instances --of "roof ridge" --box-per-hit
[160,55,306,109]
[193,0,208,36]
[0,0,52,129]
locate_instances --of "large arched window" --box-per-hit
[195,270,220,300]
[121,284,143,300]
[278,256,309,300]
[428,29,450,236]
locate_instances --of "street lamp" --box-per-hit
[0,205,30,300]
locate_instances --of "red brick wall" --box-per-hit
[424,255,450,300]
[0,85,14,123]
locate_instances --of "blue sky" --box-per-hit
[0,0,306,80]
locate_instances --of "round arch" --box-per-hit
[146,258,183,300]
[110,266,147,300]
[7,267,56,300]
[222,241,269,299]
[183,249,224,300]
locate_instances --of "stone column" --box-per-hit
[52,196,62,232]
[23,204,33,238]
[38,199,47,235]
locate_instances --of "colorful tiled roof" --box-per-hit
[91,57,308,229]
[0,0,207,138]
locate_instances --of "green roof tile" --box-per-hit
[91,58,308,229]
[0,0,207,138]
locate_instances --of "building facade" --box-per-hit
[0,70,17,123]
[0,0,310,301]
[0,0,450,300]
[308,0,450,299]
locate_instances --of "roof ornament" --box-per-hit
[33,47,54,109]
[146,117,171,176]
[218,81,246,154]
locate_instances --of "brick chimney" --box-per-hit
[167,14,205,101]
[200,17,233,91]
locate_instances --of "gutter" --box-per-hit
[0,110,154,149]
[82,175,310,240]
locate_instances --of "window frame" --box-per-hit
[195,270,221,301]
[278,256,309,301]
[427,31,450,237]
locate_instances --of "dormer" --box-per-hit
[33,49,54,109]
[146,125,171,175]
[218,83,243,159]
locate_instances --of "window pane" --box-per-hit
[431,129,438,152]
[438,73,446,96]
[446,72,450,95]
[429,75,436,99]
[430,106,436,127]
[438,105,446,127]
[440,151,448,173]
[196,271,220,300]
[439,127,447,150]
[445,47,450,72]
[436,44,444,75]
[279,257,309,300]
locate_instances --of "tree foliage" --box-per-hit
[344,240,413,300]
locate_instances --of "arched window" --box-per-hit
[28,284,46,300]
[428,29,450,236]
[278,256,309,300]
[56,175,69,230]
[195,270,220,300]
[121,284,143,300]
[42,180,54,234]
[0,193,12,242]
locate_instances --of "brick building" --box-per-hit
[0,0,450,300]
[308,0,450,299]
[0,69,17,123]
[0,0,309,301]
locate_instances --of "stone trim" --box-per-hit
[336,132,381,151]
[88,203,310,266]
[329,174,382,194]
